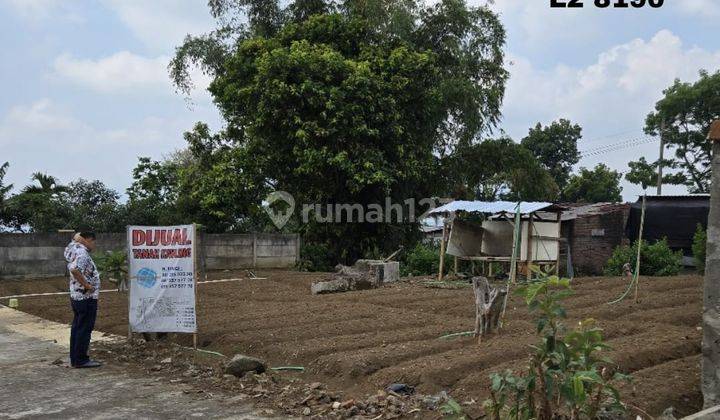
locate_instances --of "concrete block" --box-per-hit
[368,261,400,285]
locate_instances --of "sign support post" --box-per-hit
[192,223,198,350]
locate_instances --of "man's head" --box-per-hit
[77,232,97,252]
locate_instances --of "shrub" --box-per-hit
[604,239,682,277]
[693,224,707,274]
[95,250,128,290]
[401,243,442,276]
[484,271,630,419]
[297,243,335,272]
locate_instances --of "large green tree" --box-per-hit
[65,179,126,232]
[627,70,720,193]
[562,164,623,203]
[445,138,559,201]
[4,172,71,232]
[170,0,509,262]
[126,124,270,232]
[521,119,582,191]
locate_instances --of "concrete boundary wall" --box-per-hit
[0,232,300,280]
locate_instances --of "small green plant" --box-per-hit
[401,243,443,276]
[297,243,335,272]
[604,238,682,277]
[95,250,128,291]
[484,271,630,420]
[693,224,707,274]
[439,398,466,419]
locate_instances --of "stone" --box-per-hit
[224,354,267,377]
[310,277,374,295]
[302,407,311,416]
[332,401,341,410]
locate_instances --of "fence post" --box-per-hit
[252,233,257,269]
[295,233,301,265]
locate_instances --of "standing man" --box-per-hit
[65,231,102,368]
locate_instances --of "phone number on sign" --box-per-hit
[551,0,663,8]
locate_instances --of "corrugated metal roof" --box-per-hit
[552,202,629,221]
[708,120,720,141]
[428,200,555,216]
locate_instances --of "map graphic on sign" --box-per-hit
[137,268,157,288]
[127,225,197,333]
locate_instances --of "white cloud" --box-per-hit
[1,0,83,22]
[504,30,720,133]
[102,0,215,52]
[51,51,211,99]
[677,0,720,18]
[0,99,203,194]
[501,29,720,199]
[53,52,170,94]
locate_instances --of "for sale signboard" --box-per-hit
[127,224,197,333]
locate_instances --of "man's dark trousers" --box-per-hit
[70,298,97,366]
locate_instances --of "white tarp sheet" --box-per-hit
[127,224,197,333]
[428,200,553,216]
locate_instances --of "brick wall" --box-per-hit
[569,209,629,275]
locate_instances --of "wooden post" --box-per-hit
[126,225,132,342]
[634,194,646,303]
[555,211,562,276]
[657,120,665,196]
[438,221,448,281]
[192,223,199,349]
[526,217,534,280]
[454,256,459,274]
[252,232,258,269]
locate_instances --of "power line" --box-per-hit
[579,137,657,158]
[580,136,652,154]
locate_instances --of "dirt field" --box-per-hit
[0,271,703,417]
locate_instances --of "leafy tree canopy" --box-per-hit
[0,162,11,206]
[521,119,581,190]
[563,163,623,203]
[445,137,559,202]
[167,0,509,261]
[627,70,720,193]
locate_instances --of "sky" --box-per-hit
[0,0,718,201]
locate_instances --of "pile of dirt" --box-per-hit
[94,338,456,418]
[3,271,705,417]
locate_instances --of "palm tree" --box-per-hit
[0,162,12,205]
[22,172,67,195]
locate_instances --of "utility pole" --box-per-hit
[656,120,665,196]
[702,120,720,407]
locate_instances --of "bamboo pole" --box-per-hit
[438,219,449,281]
[555,211,562,276]
[634,194,647,303]
[500,203,522,328]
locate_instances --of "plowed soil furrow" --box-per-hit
[5,271,704,417]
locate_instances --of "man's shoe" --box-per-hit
[74,360,102,368]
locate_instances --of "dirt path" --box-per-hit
[0,306,262,420]
[1,271,704,417]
